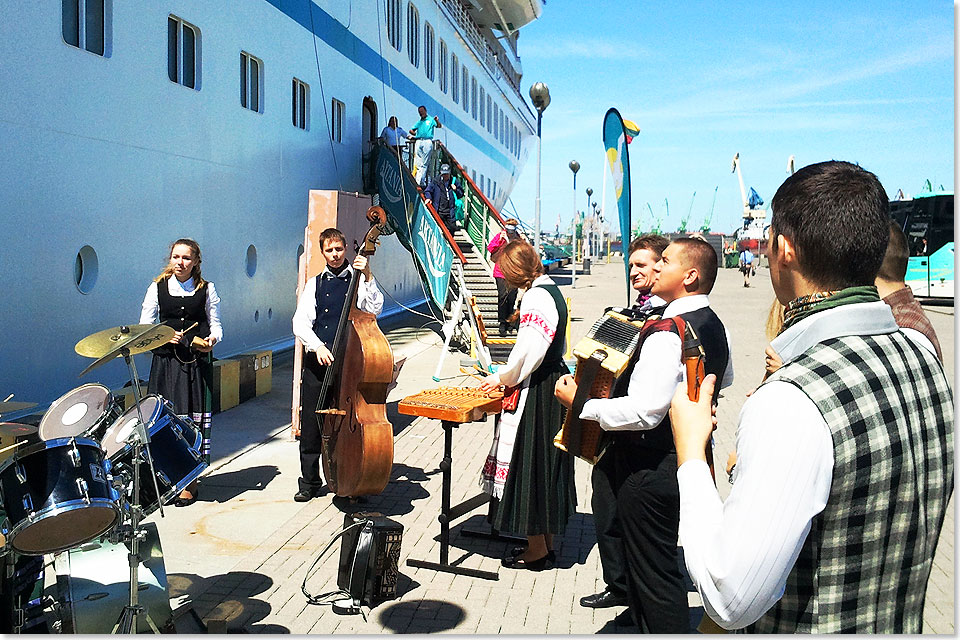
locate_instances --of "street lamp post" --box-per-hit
[529,82,551,255]
[585,187,593,265]
[568,160,579,288]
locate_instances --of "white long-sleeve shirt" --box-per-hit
[488,275,560,389]
[677,301,914,629]
[139,278,223,343]
[292,265,383,353]
[580,294,734,431]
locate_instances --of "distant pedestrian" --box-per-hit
[876,221,942,360]
[486,218,523,335]
[379,115,408,158]
[422,164,463,236]
[738,247,755,286]
[409,105,441,183]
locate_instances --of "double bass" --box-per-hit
[316,207,394,497]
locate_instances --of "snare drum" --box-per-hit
[0,437,120,555]
[39,384,122,441]
[54,521,173,634]
[101,396,206,515]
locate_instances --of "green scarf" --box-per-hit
[781,285,881,331]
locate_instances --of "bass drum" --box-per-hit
[54,521,174,634]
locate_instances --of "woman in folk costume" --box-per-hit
[139,238,222,506]
[480,240,576,571]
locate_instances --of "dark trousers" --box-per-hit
[591,441,629,598]
[496,277,518,328]
[298,358,327,493]
[615,444,689,633]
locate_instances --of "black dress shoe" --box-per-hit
[174,494,197,507]
[579,589,628,608]
[507,546,556,563]
[501,553,552,571]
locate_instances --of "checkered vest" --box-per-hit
[748,331,954,633]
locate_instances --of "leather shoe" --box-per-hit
[294,487,327,502]
[174,494,197,507]
[507,545,556,563]
[579,589,628,608]
[501,553,552,571]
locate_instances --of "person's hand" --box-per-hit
[316,344,334,366]
[169,330,183,345]
[764,345,783,375]
[353,255,371,279]
[669,374,717,466]
[554,374,577,409]
[479,374,500,393]
[725,450,738,475]
[195,335,217,353]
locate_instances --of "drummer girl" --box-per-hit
[139,238,222,507]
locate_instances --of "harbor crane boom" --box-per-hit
[679,191,695,233]
[701,185,718,232]
[731,152,749,214]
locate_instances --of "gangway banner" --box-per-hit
[376,149,453,306]
[603,108,633,305]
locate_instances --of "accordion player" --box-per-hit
[553,307,652,463]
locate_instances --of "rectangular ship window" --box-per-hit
[424,23,435,81]
[240,51,263,113]
[386,0,402,51]
[167,16,200,90]
[406,2,419,68]
[331,98,345,143]
[292,78,310,130]
[62,0,111,57]
[479,87,485,127]
[450,54,459,103]
[438,39,447,92]
[462,67,469,113]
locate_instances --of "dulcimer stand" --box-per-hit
[399,390,523,582]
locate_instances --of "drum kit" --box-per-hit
[0,324,208,633]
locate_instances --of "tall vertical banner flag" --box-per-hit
[602,108,633,304]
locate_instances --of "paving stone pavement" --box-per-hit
[140,259,953,633]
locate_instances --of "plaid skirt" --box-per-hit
[493,363,576,536]
[147,349,213,465]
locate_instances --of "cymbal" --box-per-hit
[77,324,175,377]
[75,324,175,358]
[0,423,37,438]
[0,401,38,413]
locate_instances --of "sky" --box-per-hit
[506,1,955,237]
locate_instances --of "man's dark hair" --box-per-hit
[319,228,346,247]
[877,220,909,282]
[418,105,426,111]
[628,233,669,258]
[672,237,718,293]
[770,161,889,288]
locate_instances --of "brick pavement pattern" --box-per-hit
[149,260,953,633]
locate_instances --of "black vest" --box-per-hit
[156,276,209,356]
[312,271,351,347]
[616,304,729,452]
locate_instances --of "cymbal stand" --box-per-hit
[112,347,163,634]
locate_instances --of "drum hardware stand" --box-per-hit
[111,345,164,634]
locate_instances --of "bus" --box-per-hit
[888,192,953,303]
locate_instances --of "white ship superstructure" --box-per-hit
[0,0,538,405]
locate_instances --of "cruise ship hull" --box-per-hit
[1,1,533,406]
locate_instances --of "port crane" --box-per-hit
[678,191,695,233]
[700,186,718,232]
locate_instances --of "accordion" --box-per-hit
[554,310,646,463]
[337,513,404,607]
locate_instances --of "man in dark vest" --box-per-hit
[292,228,383,502]
[556,237,733,633]
[671,161,953,632]
[423,163,463,235]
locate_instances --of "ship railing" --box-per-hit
[436,0,522,93]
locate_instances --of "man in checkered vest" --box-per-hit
[669,160,953,633]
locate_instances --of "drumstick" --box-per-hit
[3,394,13,402]
[180,321,199,334]
[0,441,24,456]
[458,368,486,384]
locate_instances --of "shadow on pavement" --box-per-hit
[198,464,282,503]
[377,598,467,633]
[168,570,284,633]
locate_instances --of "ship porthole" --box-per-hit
[245,244,258,278]
[296,244,304,269]
[254,309,260,322]
[75,245,99,294]
[267,307,273,320]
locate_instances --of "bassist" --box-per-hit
[292,228,383,502]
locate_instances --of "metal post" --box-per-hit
[534,111,542,255]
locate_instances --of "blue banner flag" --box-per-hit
[376,148,453,307]
[603,108,633,304]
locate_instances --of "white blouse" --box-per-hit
[490,275,561,388]
[139,277,223,344]
[292,265,384,353]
